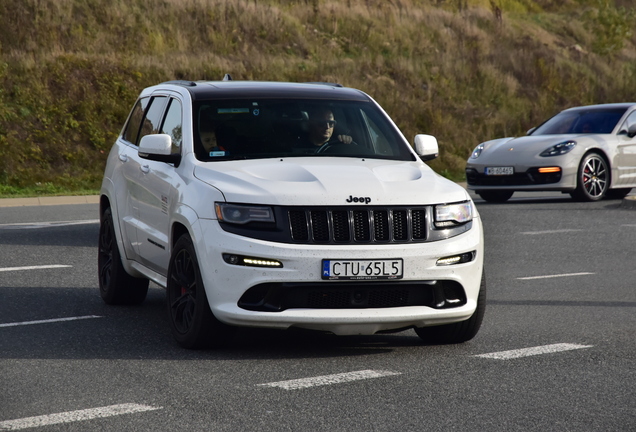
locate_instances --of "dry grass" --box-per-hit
[0,0,635,192]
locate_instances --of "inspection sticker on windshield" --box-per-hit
[322,259,403,280]
[485,166,514,175]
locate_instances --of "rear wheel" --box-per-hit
[570,152,609,201]
[476,190,513,203]
[167,234,235,349]
[98,207,149,305]
[415,271,486,344]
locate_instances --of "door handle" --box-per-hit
[119,153,128,162]
[140,165,150,174]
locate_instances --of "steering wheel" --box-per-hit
[316,139,358,154]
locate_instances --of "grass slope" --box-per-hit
[0,0,634,196]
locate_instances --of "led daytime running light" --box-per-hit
[223,254,283,268]
[436,251,476,266]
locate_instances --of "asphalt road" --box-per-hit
[0,191,634,431]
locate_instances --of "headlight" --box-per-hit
[215,203,275,224]
[540,140,576,157]
[434,201,473,228]
[470,143,484,159]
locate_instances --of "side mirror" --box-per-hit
[527,127,536,135]
[628,124,636,138]
[139,134,181,166]
[414,134,439,162]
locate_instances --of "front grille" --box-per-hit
[219,204,471,244]
[289,207,427,243]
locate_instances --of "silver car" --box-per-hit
[465,103,636,202]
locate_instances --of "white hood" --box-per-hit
[193,157,468,206]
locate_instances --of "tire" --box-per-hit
[415,271,486,344]
[167,234,235,349]
[98,207,149,305]
[476,190,514,203]
[570,152,609,202]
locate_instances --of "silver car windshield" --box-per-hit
[192,99,415,161]
[531,107,627,135]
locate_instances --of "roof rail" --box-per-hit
[304,82,343,88]
[162,80,197,87]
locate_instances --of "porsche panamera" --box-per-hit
[465,103,636,202]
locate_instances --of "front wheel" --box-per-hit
[570,152,609,201]
[415,271,486,344]
[167,234,235,349]
[98,207,149,305]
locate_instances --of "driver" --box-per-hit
[306,108,353,151]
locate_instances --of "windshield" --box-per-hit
[193,99,415,161]
[531,107,627,135]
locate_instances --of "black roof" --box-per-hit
[160,80,371,101]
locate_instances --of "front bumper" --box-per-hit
[193,216,484,335]
[465,158,578,191]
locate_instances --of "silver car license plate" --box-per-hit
[321,259,403,280]
[485,166,514,175]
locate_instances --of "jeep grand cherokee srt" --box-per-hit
[98,78,485,349]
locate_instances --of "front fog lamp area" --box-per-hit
[436,251,476,266]
[215,203,275,225]
[538,166,561,174]
[434,201,473,228]
[223,254,283,268]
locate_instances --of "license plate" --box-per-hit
[485,166,514,176]
[321,259,403,280]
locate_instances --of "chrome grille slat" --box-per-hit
[288,207,427,244]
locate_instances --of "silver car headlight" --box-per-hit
[434,201,473,228]
[470,143,484,159]
[215,203,275,224]
[540,140,576,157]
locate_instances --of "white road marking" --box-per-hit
[475,343,593,360]
[0,220,99,230]
[258,369,401,390]
[0,265,72,273]
[519,229,583,235]
[517,272,594,280]
[0,315,102,328]
[0,403,161,430]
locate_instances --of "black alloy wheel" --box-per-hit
[167,234,234,349]
[98,207,149,305]
[415,270,486,344]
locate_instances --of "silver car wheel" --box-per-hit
[571,152,608,201]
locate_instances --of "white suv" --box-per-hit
[99,79,485,349]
